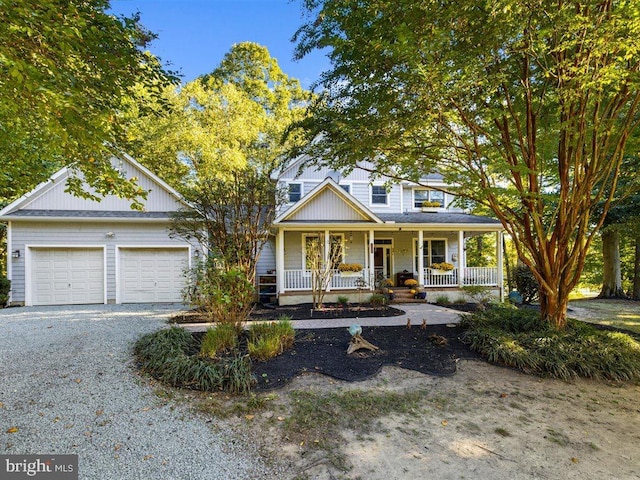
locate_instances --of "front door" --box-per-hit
[374,246,392,280]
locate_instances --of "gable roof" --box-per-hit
[275,177,384,224]
[0,154,186,220]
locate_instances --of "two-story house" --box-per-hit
[257,159,505,305]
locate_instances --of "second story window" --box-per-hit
[288,183,301,203]
[371,185,388,205]
[414,189,445,208]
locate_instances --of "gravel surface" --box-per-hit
[0,304,279,480]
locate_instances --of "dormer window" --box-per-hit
[339,184,351,194]
[414,189,445,209]
[288,183,302,203]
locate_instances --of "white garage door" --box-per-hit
[31,248,105,306]
[119,248,188,303]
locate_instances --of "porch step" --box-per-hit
[389,287,428,303]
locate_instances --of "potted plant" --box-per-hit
[414,287,427,300]
[429,262,455,274]
[404,278,419,287]
[421,200,442,212]
[387,289,395,301]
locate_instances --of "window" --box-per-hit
[371,185,388,205]
[304,234,344,270]
[414,189,445,208]
[339,184,351,194]
[288,183,301,203]
[415,239,447,270]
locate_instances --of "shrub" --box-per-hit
[337,296,349,307]
[135,327,254,394]
[434,295,451,305]
[460,306,640,381]
[461,285,493,306]
[0,275,10,307]
[404,278,418,287]
[248,317,295,361]
[369,293,387,307]
[200,324,238,358]
[512,264,539,304]
[184,262,255,328]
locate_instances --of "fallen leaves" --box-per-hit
[6,426,19,433]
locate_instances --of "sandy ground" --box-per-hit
[256,361,640,480]
[231,301,640,480]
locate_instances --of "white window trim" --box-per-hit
[286,181,302,204]
[413,188,446,210]
[302,233,345,270]
[338,182,352,194]
[413,238,449,269]
[369,184,390,207]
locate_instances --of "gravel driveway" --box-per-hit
[0,304,277,480]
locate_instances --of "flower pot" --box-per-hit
[414,292,427,300]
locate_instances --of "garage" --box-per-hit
[30,248,105,306]
[118,248,188,303]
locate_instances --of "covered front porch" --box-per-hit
[274,227,504,305]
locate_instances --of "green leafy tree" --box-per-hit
[168,43,309,283]
[293,0,640,329]
[0,0,176,203]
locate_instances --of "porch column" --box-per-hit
[276,228,285,295]
[417,230,424,286]
[496,231,504,301]
[458,230,465,287]
[325,229,331,292]
[368,230,375,290]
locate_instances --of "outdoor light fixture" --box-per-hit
[105,232,115,238]
[12,250,20,258]
[194,250,201,258]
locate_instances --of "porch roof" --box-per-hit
[377,212,501,225]
[277,212,503,231]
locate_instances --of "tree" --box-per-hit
[171,170,283,284]
[293,0,640,329]
[305,233,344,309]
[167,43,309,280]
[0,0,176,203]
[597,156,640,298]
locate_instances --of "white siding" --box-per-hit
[289,189,367,221]
[10,221,193,304]
[256,238,276,275]
[23,161,181,212]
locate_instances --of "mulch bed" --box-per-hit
[172,302,406,323]
[250,324,480,391]
[250,302,405,321]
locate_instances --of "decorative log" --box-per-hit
[429,334,448,346]
[347,334,380,355]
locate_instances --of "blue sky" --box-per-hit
[110,0,329,89]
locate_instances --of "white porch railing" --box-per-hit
[463,267,499,286]
[283,269,371,291]
[421,267,498,287]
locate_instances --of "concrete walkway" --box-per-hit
[181,302,466,332]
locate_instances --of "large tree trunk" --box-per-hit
[599,229,626,298]
[539,285,569,330]
[633,236,640,300]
